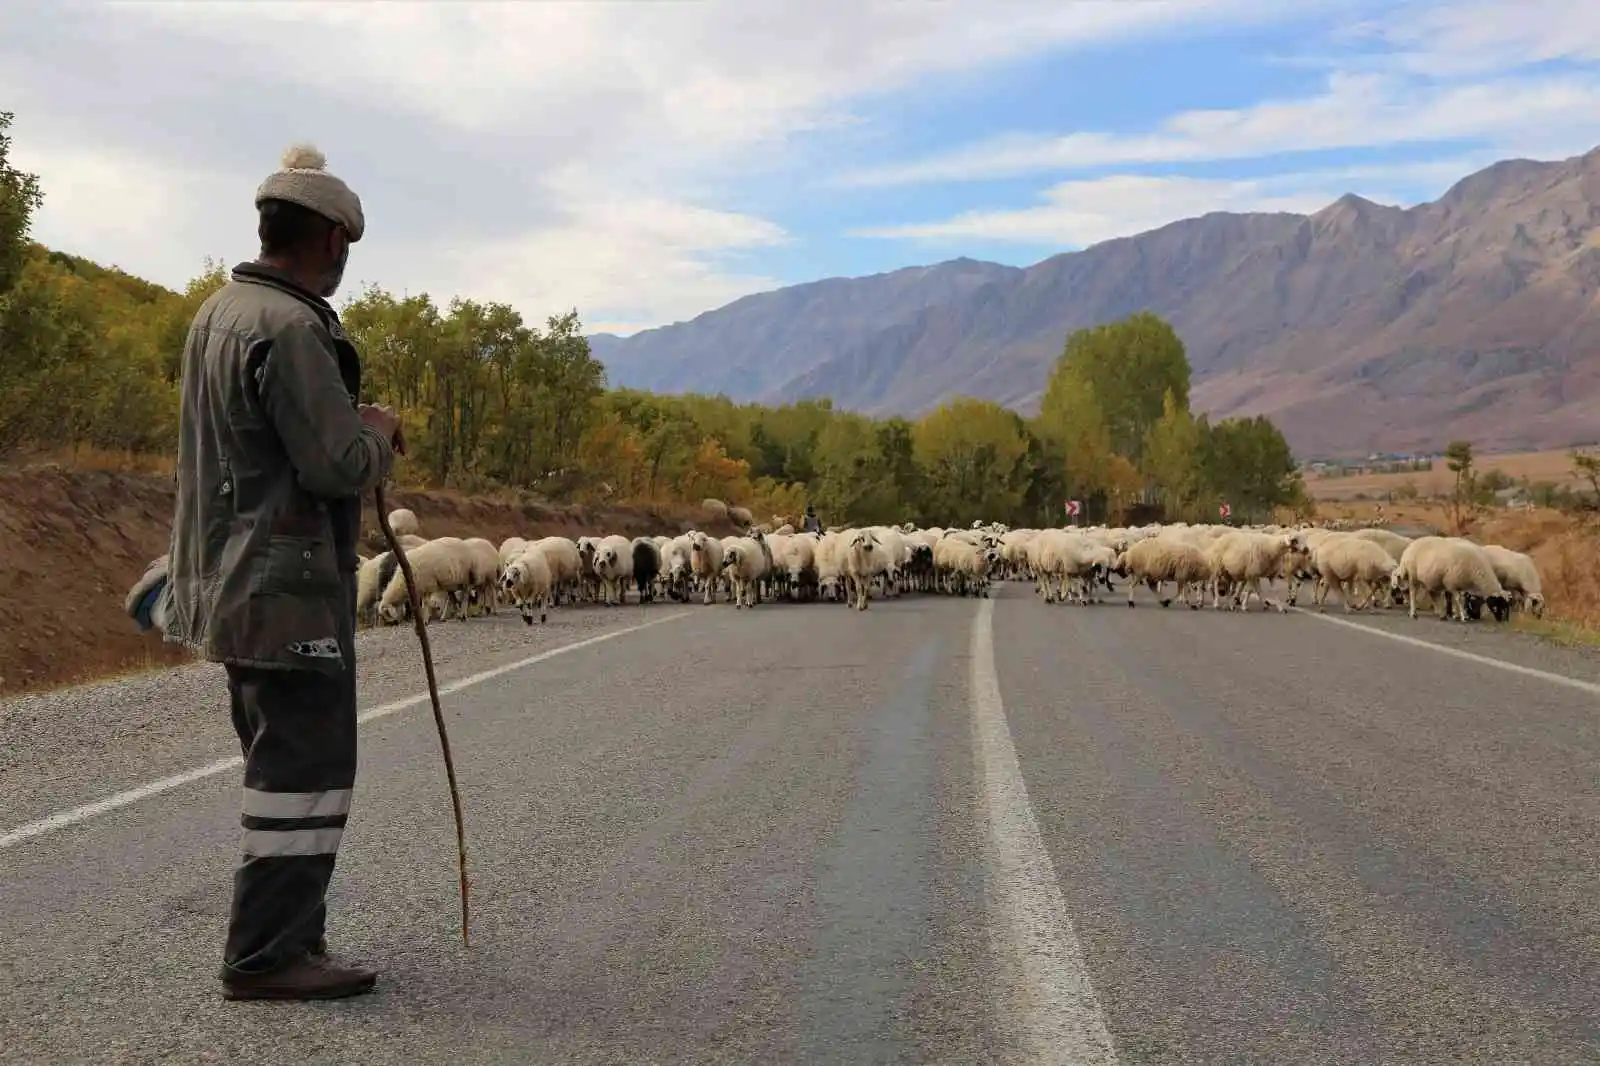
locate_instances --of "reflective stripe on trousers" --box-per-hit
[241,826,345,857]
[242,787,353,820]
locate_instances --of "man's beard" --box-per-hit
[319,243,349,298]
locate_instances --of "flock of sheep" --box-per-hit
[354,507,1545,629]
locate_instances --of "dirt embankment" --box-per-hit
[0,464,738,696]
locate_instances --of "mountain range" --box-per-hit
[589,147,1600,459]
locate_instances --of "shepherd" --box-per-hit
[126,144,403,1000]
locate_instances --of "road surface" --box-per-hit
[2,583,1597,1064]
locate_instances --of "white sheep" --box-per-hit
[592,534,635,606]
[1117,536,1210,608]
[387,508,420,538]
[1309,533,1396,612]
[529,536,582,605]
[378,538,472,625]
[498,536,529,570]
[1392,537,1511,622]
[1350,527,1412,562]
[1479,544,1544,619]
[500,543,554,624]
[1204,530,1307,612]
[661,534,697,602]
[842,529,888,610]
[688,530,726,604]
[814,531,847,602]
[461,537,502,617]
[1035,530,1116,605]
[720,535,770,608]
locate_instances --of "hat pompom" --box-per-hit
[280,143,327,171]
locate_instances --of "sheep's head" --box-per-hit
[597,547,618,570]
[1527,592,1546,618]
[1482,593,1512,623]
[499,566,520,593]
[378,601,406,624]
[849,531,875,553]
[722,546,743,570]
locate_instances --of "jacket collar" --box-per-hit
[231,260,335,314]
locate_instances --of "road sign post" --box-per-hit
[1219,502,1232,521]
[1064,499,1081,526]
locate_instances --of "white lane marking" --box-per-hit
[0,611,691,852]
[970,596,1120,1064]
[1294,609,1600,697]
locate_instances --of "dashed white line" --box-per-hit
[1295,609,1600,697]
[0,611,691,852]
[969,596,1120,1065]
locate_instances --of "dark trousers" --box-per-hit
[220,659,358,978]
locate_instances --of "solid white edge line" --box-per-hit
[0,610,691,853]
[970,595,1120,1065]
[1292,608,1600,697]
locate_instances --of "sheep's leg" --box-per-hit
[1257,578,1284,612]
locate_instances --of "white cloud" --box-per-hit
[2,0,1298,330]
[1353,0,1600,78]
[849,159,1493,248]
[835,69,1600,187]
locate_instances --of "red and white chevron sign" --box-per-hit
[1064,499,1081,517]
[1219,503,1232,519]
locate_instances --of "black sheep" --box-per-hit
[633,538,662,603]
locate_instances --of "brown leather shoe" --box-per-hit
[222,953,377,1001]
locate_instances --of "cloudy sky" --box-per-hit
[6,0,1600,335]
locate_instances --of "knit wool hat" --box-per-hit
[254,143,365,242]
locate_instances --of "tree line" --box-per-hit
[0,110,1307,527]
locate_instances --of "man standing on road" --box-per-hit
[127,145,401,1001]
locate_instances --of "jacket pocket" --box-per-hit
[234,590,348,673]
[254,533,343,595]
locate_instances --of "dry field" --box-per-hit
[1305,448,1589,501]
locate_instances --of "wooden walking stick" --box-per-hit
[374,481,471,947]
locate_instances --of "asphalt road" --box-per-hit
[1,583,1597,1065]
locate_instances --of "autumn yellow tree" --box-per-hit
[912,397,1029,525]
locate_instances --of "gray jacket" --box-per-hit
[155,262,394,673]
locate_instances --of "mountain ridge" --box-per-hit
[593,147,1600,459]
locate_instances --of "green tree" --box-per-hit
[811,413,900,524]
[1142,389,1204,519]
[1035,362,1120,504]
[1201,415,1298,522]
[0,111,44,299]
[1053,312,1191,462]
